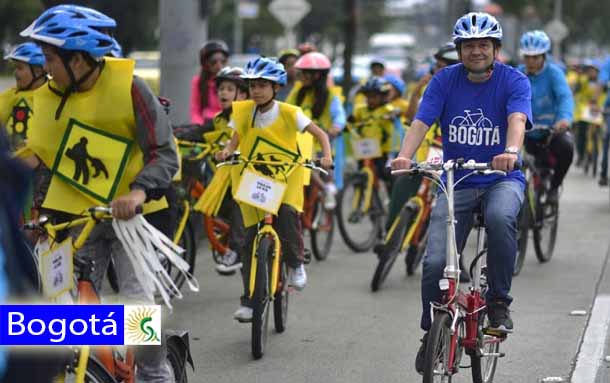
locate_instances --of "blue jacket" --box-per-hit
[519,61,574,139]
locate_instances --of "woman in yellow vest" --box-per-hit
[215,56,332,322]
[1,42,47,150]
[286,51,346,208]
[20,5,178,380]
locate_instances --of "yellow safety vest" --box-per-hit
[27,57,166,215]
[230,100,306,227]
[0,87,35,150]
[353,103,396,154]
[203,112,234,145]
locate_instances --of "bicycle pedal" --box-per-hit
[483,328,509,338]
[303,248,312,264]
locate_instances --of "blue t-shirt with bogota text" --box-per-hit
[415,62,532,189]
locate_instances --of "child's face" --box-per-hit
[42,45,70,89]
[248,79,276,106]
[13,60,34,90]
[217,80,238,109]
[365,92,383,109]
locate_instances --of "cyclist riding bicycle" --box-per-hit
[215,56,332,322]
[518,30,574,204]
[20,5,179,381]
[191,40,230,125]
[390,12,532,374]
[1,42,47,151]
[286,51,346,209]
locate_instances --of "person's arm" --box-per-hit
[392,119,430,169]
[215,132,240,161]
[405,74,431,123]
[328,95,346,137]
[112,76,180,220]
[304,122,332,169]
[190,75,204,125]
[551,67,574,132]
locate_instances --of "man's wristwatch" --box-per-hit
[504,146,519,155]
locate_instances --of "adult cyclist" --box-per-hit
[390,12,532,374]
[518,30,574,203]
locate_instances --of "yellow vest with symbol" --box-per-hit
[231,100,306,227]
[352,103,395,154]
[0,87,35,150]
[27,57,166,215]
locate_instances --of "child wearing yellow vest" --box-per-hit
[286,51,346,209]
[20,5,178,380]
[350,76,400,191]
[216,57,332,322]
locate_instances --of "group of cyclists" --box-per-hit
[0,2,606,381]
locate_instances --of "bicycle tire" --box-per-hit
[310,195,335,261]
[371,205,416,291]
[533,195,558,263]
[273,261,289,333]
[336,174,383,252]
[471,309,500,383]
[107,258,120,294]
[513,202,530,276]
[167,337,189,383]
[252,236,272,359]
[423,312,453,383]
[159,218,197,297]
[406,213,430,276]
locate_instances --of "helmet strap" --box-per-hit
[22,65,47,91]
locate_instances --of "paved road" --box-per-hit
[166,168,610,382]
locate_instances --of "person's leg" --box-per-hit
[385,173,422,231]
[481,180,524,329]
[600,118,610,184]
[239,222,258,308]
[420,189,478,331]
[276,204,304,269]
[575,121,588,165]
[549,131,575,189]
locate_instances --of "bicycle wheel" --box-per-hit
[273,261,289,333]
[107,257,120,294]
[533,193,558,263]
[423,312,454,383]
[252,237,272,359]
[406,213,430,276]
[310,194,335,261]
[513,202,530,276]
[167,337,189,383]
[336,173,383,252]
[471,309,501,383]
[371,205,416,291]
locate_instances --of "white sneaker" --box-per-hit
[233,305,253,322]
[216,249,242,275]
[289,264,307,291]
[324,182,338,210]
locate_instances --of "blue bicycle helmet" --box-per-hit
[242,56,287,86]
[20,4,116,58]
[520,30,551,56]
[5,42,45,66]
[360,76,391,94]
[452,12,502,45]
[109,37,123,58]
[383,74,405,95]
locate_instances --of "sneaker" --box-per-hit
[415,332,428,375]
[324,182,338,210]
[486,300,513,334]
[215,250,242,275]
[233,305,253,323]
[599,177,608,187]
[289,264,307,291]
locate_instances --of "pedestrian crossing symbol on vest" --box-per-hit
[245,136,301,181]
[51,118,133,203]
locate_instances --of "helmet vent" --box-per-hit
[471,14,477,25]
[48,27,66,35]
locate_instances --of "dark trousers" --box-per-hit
[525,131,574,189]
[240,204,303,306]
[600,118,610,179]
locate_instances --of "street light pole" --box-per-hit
[159,0,207,124]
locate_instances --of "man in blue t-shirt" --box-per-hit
[391,12,532,374]
[518,30,574,202]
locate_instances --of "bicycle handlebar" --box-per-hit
[216,155,332,175]
[390,159,508,177]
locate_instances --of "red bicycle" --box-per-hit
[302,172,335,261]
[395,159,508,383]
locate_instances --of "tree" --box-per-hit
[0,0,44,47]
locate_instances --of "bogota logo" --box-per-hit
[125,306,160,345]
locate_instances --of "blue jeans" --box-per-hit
[420,180,524,331]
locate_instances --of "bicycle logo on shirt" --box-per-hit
[448,108,500,146]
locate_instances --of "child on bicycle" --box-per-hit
[20,5,178,381]
[215,56,332,322]
[1,42,47,151]
[349,76,401,191]
[202,66,251,275]
[286,51,346,209]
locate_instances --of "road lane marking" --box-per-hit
[571,294,610,383]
